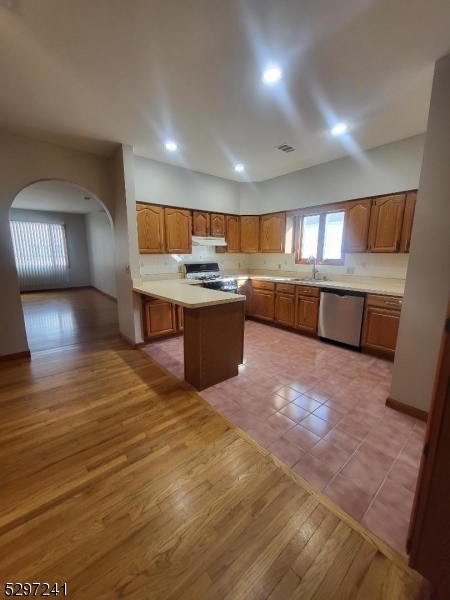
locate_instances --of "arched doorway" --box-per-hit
[9,180,119,352]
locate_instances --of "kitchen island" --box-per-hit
[133,279,245,390]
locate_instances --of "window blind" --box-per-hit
[10,221,70,287]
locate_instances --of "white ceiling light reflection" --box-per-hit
[234,164,245,172]
[164,141,178,151]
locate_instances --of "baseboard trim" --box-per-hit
[386,397,428,422]
[0,350,31,363]
[20,286,91,294]
[92,287,117,302]
[120,334,146,349]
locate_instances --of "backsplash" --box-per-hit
[248,252,409,280]
[140,245,248,276]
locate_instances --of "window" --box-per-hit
[296,209,345,264]
[10,221,69,287]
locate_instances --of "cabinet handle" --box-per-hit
[395,240,400,252]
[386,301,402,306]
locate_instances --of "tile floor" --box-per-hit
[143,320,426,557]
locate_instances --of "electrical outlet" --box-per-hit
[238,262,241,268]
[278,264,281,269]
[346,267,355,275]
[362,262,367,269]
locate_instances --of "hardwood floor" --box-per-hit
[0,291,430,598]
[21,288,119,352]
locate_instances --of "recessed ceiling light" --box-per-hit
[164,141,178,151]
[262,67,282,84]
[234,164,245,172]
[330,123,349,136]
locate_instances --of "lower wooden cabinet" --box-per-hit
[252,289,275,321]
[275,285,295,327]
[295,295,319,333]
[238,281,252,316]
[362,294,402,356]
[143,298,183,338]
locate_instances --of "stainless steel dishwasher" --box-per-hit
[318,289,365,348]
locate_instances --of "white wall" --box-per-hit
[9,208,92,290]
[0,130,113,358]
[85,210,116,298]
[390,56,450,412]
[134,155,241,214]
[240,135,425,215]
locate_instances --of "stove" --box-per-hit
[184,262,238,292]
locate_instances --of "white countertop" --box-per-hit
[133,279,246,308]
[234,275,405,297]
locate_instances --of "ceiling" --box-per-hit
[12,181,103,214]
[1,1,450,182]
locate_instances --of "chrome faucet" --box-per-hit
[308,255,319,280]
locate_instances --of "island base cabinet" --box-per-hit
[184,302,244,390]
[144,299,177,338]
[295,296,319,334]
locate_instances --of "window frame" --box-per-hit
[294,205,346,266]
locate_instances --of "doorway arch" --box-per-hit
[8,179,119,352]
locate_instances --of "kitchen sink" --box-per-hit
[289,278,320,283]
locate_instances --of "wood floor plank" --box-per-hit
[0,290,430,599]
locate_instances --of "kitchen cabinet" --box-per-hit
[225,215,240,253]
[143,299,177,338]
[362,294,402,356]
[176,305,184,331]
[136,202,165,253]
[344,198,372,253]
[400,191,417,253]
[240,216,260,253]
[238,280,252,316]
[368,194,406,253]
[192,211,210,237]
[275,285,296,327]
[295,288,319,334]
[164,208,192,253]
[251,280,275,321]
[210,213,226,237]
[260,212,286,253]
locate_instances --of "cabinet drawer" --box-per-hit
[276,283,295,295]
[252,279,275,291]
[366,294,403,310]
[296,285,320,298]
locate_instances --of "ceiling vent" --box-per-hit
[276,143,296,153]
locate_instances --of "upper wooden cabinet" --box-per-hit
[225,215,240,253]
[164,208,192,253]
[368,194,406,253]
[192,211,210,237]
[400,191,417,253]
[240,216,260,253]
[260,212,286,253]
[344,198,372,253]
[210,213,226,237]
[136,203,165,254]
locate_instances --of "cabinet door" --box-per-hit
[210,213,226,237]
[295,296,319,333]
[240,216,260,253]
[164,208,192,253]
[136,203,165,253]
[362,307,400,354]
[252,290,274,321]
[275,293,295,327]
[177,305,184,331]
[368,194,406,253]
[192,211,210,237]
[225,215,240,253]
[144,300,177,338]
[344,198,372,253]
[400,191,417,253]
[238,282,252,316]
[260,213,286,253]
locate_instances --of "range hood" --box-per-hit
[192,236,227,247]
